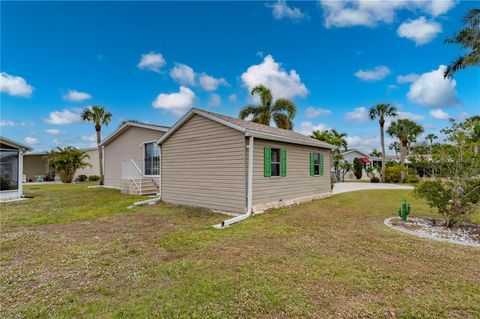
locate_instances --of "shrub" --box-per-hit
[404,174,419,183]
[385,165,402,183]
[370,176,380,183]
[88,175,100,181]
[353,158,363,180]
[78,174,88,182]
[45,147,91,183]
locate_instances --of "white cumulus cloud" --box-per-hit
[354,66,390,81]
[208,93,222,107]
[267,0,306,21]
[0,72,34,97]
[63,89,92,102]
[45,109,81,125]
[199,73,228,91]
[407,65,460,108]
[45,128,64,135]
[397,111,425,121]
[344,107,370,123]
[429,108,450,120]
[298,121,329,135]
[228,94,237,103]
[305,107,331,119]
[319,0,456,28]
[241,55,308,100]
[170,63,196,86]
[397,73,420,83]
[137,52,166,72]
[0,120,15,127]
[152,86,196,115]
[397,17,442,45]
[24,137,40,145]
[81,134,97,142]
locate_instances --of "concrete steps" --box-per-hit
[134,178,159,195]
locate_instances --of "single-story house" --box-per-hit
[340,149,381,180]
[156,108,335,214]
[23,147,100,182]
[0,137,31,201]
[100,121,169,194]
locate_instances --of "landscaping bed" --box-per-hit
[386,216,480,247]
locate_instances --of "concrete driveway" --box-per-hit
[333,182,414,195]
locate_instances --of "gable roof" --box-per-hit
[341,149,371,158]
[100,121,170,147]
[0,136,32,151]
[157,108,336,149]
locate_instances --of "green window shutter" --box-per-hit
[264,146,271,177]
[281,149,287,177]
[320,154,324,176]
[310,152,315,176]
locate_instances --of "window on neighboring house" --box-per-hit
[270,148,281,177]
[144,142,160,176]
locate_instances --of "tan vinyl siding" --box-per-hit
[23,155,48,182]
[252,138,331,205]
[74,148,100,179]
[104,127,165,188]
[161,114,246,213]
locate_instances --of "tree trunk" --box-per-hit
[400,138,407,181]
[96,125,104,185]
[380,120,386,183]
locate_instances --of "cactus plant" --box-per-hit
[397,198,411,221]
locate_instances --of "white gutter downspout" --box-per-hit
[158,145,162,199]
[215,135,254,228]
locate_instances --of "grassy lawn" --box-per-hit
[1,184,479,318]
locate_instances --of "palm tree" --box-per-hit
[387,119,424,180]
[425,133,438,177]
[369,149,382,158]
[239,85,296,130]
[81,105,112,185]
[369,103,398,182]
[444,8,480,78]
[45,147,91,183]
[389,141,401,158]
[311,129,348,181]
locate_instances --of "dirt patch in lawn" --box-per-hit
[386,217,480,247]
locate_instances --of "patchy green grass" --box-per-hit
[1,183,149,228]
[1,185,479,318]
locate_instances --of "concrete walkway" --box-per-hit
[333,182,414,195]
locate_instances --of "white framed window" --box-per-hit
[144,142,160,176]
[270,148,281,177]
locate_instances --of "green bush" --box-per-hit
[385,165,402,183]
[370,176,380,183]
[353,158,363,180]
[88,175,100,181]
[404,174,419,183]
[78,174,88,182]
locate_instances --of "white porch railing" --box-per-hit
[122,159,143,192]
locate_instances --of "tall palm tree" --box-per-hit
[239,85,296,130]
[389,141,401,159]
[369,103,398,182]
[81,105,112,185]
[444,8,480,78]
[387,119,424,180]
[425,133,438,177]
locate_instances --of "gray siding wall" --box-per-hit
[161,114,247,213]
[104,127,165,188]
[252,138,331,205]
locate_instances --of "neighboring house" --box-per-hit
[0,137,31,201]
[74,147,100,179]
[100,121,169,194]
[24,147,100,182]
[157,108,335,214]
[340,149,381,180]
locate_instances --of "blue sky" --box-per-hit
[1,1,479,153]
